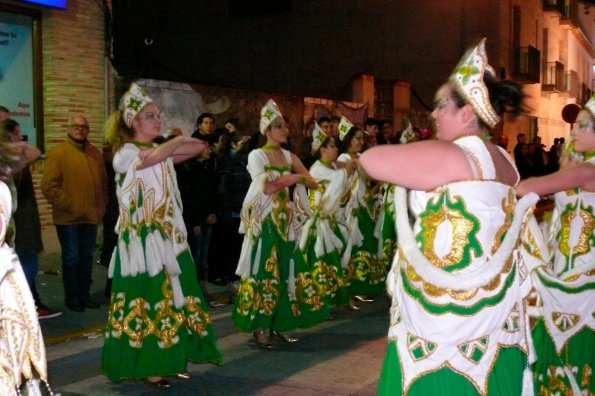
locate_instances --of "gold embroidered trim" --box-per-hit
[403,251,513,303]
[551,312,581,332]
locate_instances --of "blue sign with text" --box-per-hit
[18,0,66,9]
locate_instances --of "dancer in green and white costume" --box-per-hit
[518,96,595,395]
[336,119,386,299]
[0,143,52,394]
[233,99,317,348]
[371,122,421,278]
[294,123,355,317]
[102,83,222,389]
[374,182,397,284]
[361,39,541,395]
[371,123,419,286]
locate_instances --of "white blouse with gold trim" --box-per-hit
[387,136,541,394]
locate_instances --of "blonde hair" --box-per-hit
[104,110,133,152]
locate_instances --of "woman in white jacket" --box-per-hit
[360,39,539,396]
[0,131,50,395]
[517,96,595,396]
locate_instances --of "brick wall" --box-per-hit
[31,0,110,228]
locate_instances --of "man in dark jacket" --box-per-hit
[176,113,219,304]
[513,133,531,179]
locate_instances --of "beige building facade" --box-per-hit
[509,0,595,148]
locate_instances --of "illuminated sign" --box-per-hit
[17,0,66,9]
[0,11,38,146]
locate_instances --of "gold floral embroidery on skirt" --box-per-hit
[122,298,155,348]
[185,296,212,335]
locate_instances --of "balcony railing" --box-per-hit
[543,61,565,92]
[514,46,540,83]
[563,70,579,98]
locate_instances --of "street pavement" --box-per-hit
[36,246,390,395]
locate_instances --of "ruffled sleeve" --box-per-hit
[236,150,270,278]
[337,152,352,163]
[113,143,141,174]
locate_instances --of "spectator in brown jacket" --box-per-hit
[41,115,108,312]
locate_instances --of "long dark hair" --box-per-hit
[337,126,359,154]
[451,74,525,130]
[294,135,315,169]
[0,119,19,141]
[312,136,333,159]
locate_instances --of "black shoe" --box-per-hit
[82,299,100,309]
[212,278,228,286]
[65,300,85,312]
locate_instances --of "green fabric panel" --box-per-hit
[378,340,526,395]
[296,221,348,319]
[102,249,222,381]
[232,217,299,332]
[348,206,386,297]
[532,319,595,395]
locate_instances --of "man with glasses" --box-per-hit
[41,115,108,312]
